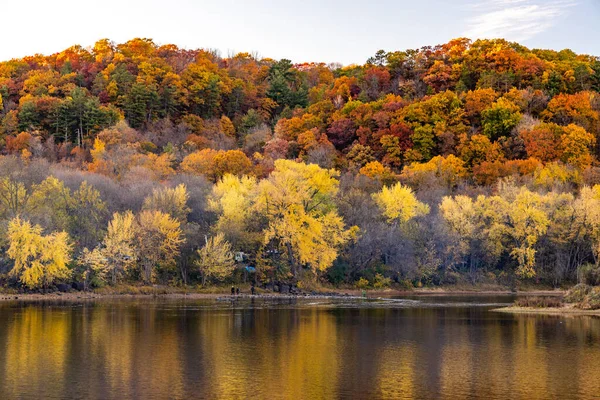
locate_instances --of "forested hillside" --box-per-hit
[1,37,600,290]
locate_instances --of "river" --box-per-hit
[0,295,598,399]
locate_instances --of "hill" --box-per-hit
[0,37,599,291]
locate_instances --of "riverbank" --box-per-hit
[0,291,359,302]
[492,304,600,316]
[0,284,566,302]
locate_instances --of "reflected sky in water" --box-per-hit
[0,296,598,399]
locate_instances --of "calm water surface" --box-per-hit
[0,295,599,399]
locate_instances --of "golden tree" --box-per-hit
[372,183,430,224]
[99,211,138,284]
[196,233,235,285]
[7,218,72,289]
[142,184,190,222]
[505,188,551,278]
[136,210,184,283]
[209,175,257,223]
[255,160,356,275]
[578,186,600,266]
[440,195,476,264]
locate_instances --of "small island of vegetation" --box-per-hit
[495,284,600,315]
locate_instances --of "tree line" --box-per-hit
[0,37,600,289]
[1,155,600,290]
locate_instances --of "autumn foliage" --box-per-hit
[0,36,599,290]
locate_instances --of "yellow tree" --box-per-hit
[440,195,476,266]
[7,218,72,289]
[142,184,190,222]
[256,159,339,215]
[208,174,259,249]
[469,195,511,270]
[29,176,74,232]
[401,155,467,189]
[444,186,552,279]
[255,160,356,276]
[539,191,581,282]
[533,162,580,190]
[263,204,354,272]
[98,211,138,284]
[136,210,184,283]
[77,247,108,289]
[372,183,430,224]
[578,186,600,266]
[506,188,551,278]
[196,233,235,285]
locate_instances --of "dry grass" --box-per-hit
[564,284,600,310]
[514,296,564,308]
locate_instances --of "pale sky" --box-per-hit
[1,0,598,65]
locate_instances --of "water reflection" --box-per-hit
[0,298,598,399]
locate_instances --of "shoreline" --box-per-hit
[0,287,566,302]
[492,305,600,316]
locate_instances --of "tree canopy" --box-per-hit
[0,37,599,290]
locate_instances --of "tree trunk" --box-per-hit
[286,242,295,278]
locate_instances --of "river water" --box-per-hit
[0,295,598,399]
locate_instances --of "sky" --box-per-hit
[0,0,598,65]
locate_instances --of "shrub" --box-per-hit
[565,284,592,304]
[514,296,563,308]
[581,288,600,310]
[397,279,414,290]
[572,286,600,310]
[373,273,391,289]
[563,284,600,309]
[355,277,370,289]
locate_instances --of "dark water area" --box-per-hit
[0,295,599,399]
